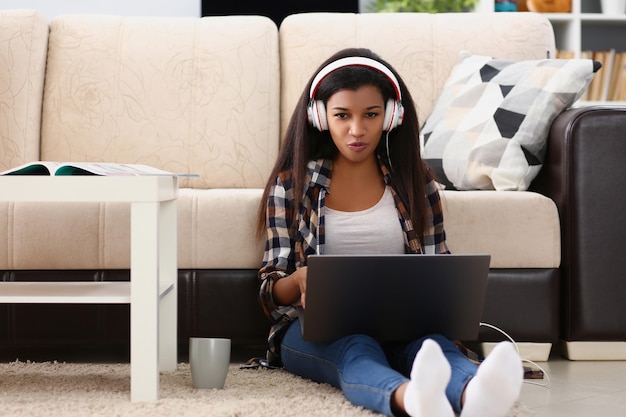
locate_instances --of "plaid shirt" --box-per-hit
[258,157,449,365]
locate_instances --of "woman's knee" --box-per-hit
[335,334,388,368]
[337,333,382,353]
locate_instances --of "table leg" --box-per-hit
[130,201,160,402]
[159,198,177,372]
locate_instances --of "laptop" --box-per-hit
[300,254,490,342]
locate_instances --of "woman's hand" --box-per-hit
[273,266,308,308]
[292,266,308,308]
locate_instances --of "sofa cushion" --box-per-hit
[0,188,264,270]
[421,52,598,191]
[41,15,280,189]
[0,10,48,171]
[440,190,560,268]
[178,188,264,269]
[0,189,557,270]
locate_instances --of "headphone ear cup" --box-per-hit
[317,101,329,131]
[383,99,394,132]
[307,99,328,131]
[383,99,404,131]
[395,101,404,128]
[306,100,317,130]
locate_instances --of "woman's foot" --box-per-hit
[403,339,454,417]
[460,342,523,417]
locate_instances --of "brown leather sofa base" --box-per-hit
[541,106,626,342]
[479,269,559,343]
[1,268,559,358]
[0,270,268,354]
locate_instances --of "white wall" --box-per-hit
[1,0,201,19]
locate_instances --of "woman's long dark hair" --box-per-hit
[255,48,433,245]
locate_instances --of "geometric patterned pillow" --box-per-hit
[420,52,600,190]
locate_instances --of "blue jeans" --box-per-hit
[280,319,477,416]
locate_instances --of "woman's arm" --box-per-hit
[259,173,308,319]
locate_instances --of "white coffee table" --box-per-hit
[0,176,178,402]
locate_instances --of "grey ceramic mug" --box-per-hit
[189,337,231,389]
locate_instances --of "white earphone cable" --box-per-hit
[385,131,393,172]
[479,322,551,388]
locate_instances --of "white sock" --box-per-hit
[403,339,454,417]
[460,341,523,417]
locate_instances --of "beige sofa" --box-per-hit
[1,10,564,361]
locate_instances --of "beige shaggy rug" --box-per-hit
[0,361,534,417]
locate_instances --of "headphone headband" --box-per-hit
[309,57,403,101]
[307,56,404,132]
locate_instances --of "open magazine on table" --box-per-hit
[0,161,199,177]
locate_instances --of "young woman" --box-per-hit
[255,47,523,417]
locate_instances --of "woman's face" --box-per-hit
[325,85,385,166]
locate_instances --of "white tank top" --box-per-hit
[324,186,405,255]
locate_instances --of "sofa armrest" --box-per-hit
[534,105,626,341]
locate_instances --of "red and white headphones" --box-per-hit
[307,56,405,132]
